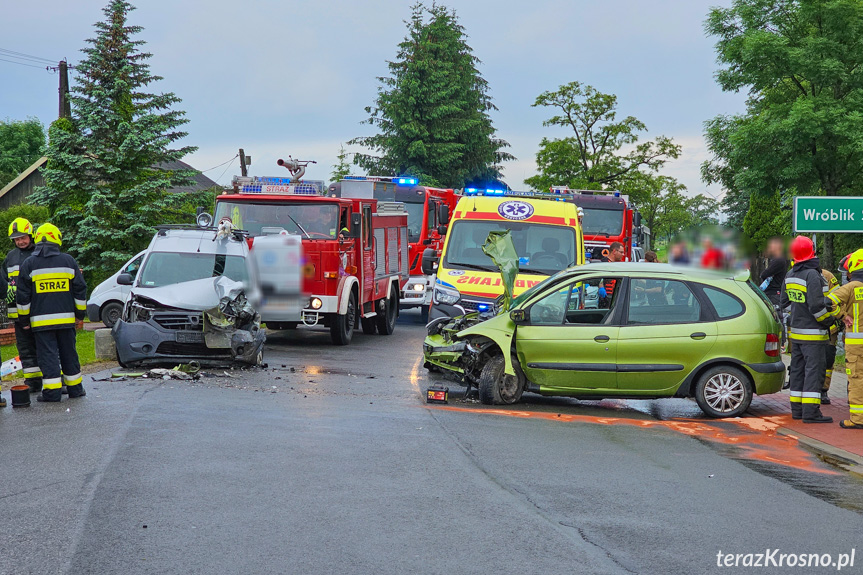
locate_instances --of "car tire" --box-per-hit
[330,291,357,346]
[100,301,124,328]
[478,354,524,405]
[360,317,377,335]
[375,285,398,335]
[694,365,753,418]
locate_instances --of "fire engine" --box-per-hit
[214,161,410,345]
[550,187,648,261]
[327,176,458,319]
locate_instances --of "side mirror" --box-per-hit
[438,205,450,225]
[510,309,526,323]
[437,225,447,236]
[342,213,361,239]
[422,238,432,245]
[117,273,134,286]
[421,248,439,275]
[633,211,642,227]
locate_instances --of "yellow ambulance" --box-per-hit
[425,189,585,320]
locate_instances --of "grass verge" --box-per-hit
[1,329,97,386]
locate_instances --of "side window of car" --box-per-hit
[627,279,700,325]
[125,255,143,278]
[528,277,622,326]
[529,283,572,326]
[703,286,744,319]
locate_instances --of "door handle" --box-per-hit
[690,332,706,340]
[594,335,610,342]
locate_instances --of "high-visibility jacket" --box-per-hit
[822,269,841,344]
[780,258,839,342]
[827,277,863,346]
[2,243,35,319]
[16,242,87,331]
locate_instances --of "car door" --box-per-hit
[516,276,623,391]
[616,278,717,393]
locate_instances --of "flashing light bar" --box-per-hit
[343,175,419,186]
[396,177,418,186]
[552,186,623,198]
[462,188,568,201]
[233,176,326,196]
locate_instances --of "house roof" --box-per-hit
[0,157,218,201]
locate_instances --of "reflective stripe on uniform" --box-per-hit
[826,369,833,376]
[813,307,830,321]
[7,265,19,277]
[63,372,82,386]
[788,327,829,341]
[74,298,86,311]
[850,404,863,413]
[30,312,75,328]
[30,267,75,279]
[23,367,42,379]
[845,332,863,345]
[789,391,802,403]
[828,293,842,306]
[42,377,62,390]
[785,278,807,291]
[17,302,30,315]
[801,391,821,404]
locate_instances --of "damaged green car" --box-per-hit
[423,239,786,418]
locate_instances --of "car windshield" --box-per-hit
[215,201,340,238]
[403,201,425,242]
[444,221,577,275]
[137,252,249,288]
[581,208,624,236]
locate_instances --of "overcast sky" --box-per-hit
[0,0,744,199]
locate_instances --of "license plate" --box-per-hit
[176,332,204,343]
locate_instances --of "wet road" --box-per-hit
[2,310,863,575]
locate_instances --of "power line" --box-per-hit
[0,57,47,70]
[200,154,239,173]
[0,47,56,64]
[214,157,238,183]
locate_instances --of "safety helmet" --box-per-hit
[8,217,33,239]
[790,235,815,263]
[842,249,863,274]
[34,223,62,246]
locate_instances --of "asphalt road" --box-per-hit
[2,310,863,575]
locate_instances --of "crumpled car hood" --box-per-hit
[131,276,245,310]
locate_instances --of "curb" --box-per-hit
[777,426,863,476]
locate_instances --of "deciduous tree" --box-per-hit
[0,118,45,189]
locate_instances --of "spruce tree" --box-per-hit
[34,0,196,285]
[331,144,352,181]
[351,3,512,188]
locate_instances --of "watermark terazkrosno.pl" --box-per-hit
[717,549,855,570]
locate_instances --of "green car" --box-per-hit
[423,263,785,418]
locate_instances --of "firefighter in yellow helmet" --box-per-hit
[826,249,863,429]
[15,223,88,402]
[1,218,43,394]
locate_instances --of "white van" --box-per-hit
[86,251,145,327]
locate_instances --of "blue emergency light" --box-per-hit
[477,304,491,312]
[396,177,418,186]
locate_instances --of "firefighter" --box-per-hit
[16,223,87,403]
[781,236,839,423]
[821,267,841,405]
[3,218,42,393]
[826,249,863,429]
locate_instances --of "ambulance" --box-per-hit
[423,189,585,320]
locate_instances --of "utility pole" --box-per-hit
[239,148,249,177]
[58,60,71,119]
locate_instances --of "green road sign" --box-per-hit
[793,196,863,233]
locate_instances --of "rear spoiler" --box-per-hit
[734,269,751,282]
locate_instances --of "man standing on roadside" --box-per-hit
[16,224,88,403]
[826,249,863,429]
[3,218,42,393]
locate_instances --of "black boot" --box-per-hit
[28,379,42,394]
[803,412,833,423]
[36,394,61,403]
[36,387,62,403]
[67,385,86,399]
[0,394,6,408]
[821,391,831,405]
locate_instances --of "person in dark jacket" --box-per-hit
[3,217,42,393]
[16,223,87,403]
[760,237,788,306]
[781,236,840,423]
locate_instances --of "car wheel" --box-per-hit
[330,291,357,345]
[375,285,398,335]
[100,301,124,328]
[360,317,377,335]
[478,354,524,405]
[694,365,752,418]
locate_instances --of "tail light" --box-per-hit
[765,333,780,357]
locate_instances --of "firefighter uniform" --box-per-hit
[826,249,863,429]
[781,237,839,423]
[3,218,42,392]
[821,269,841,404]
[16,224,87,403]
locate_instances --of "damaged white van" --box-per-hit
[112,224,266,367]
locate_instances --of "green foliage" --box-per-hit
[32,0,197,287]
[525,82,681,192]
[703,0,863,266]
[0,204,51,244]
[621,173,718,242]
[742,190,783,253]
[0,118,46,189]
[350,2,513,188]
[331,144,352,182]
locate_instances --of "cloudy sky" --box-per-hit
[1,0,744,199]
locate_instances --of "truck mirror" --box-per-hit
[438,205,450,225]
[421,248,439,275]
[117,273,134,286]
[343,213,361,238]
[510,309,526,323]
[437,225,447,236]
[633,211,642,227]
[422,238,432,246]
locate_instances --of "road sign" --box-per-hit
[793,196,863,233]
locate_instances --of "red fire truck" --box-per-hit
[215,172,410,345]
[327,176,459,319]
[550,187,647,262]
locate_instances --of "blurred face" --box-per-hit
[609,245,625,262]
[767,239,783,257]
[13,235,31,249]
